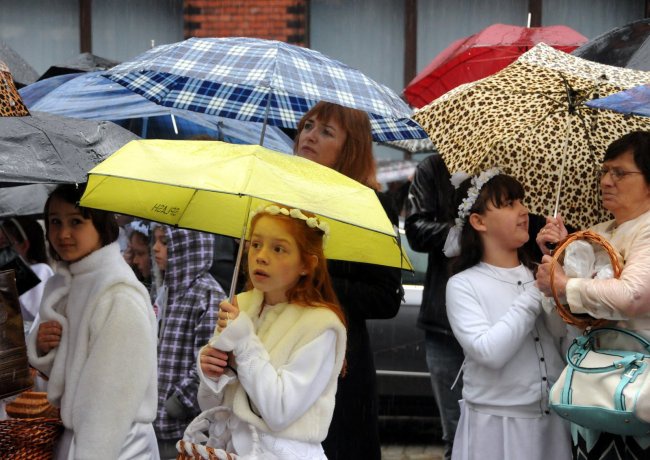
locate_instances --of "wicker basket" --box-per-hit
[5,391,59,419]
[176,439,235,460]
[550,230,621,329]
[0,417,63,460]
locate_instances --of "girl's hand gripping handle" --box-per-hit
[217,296,240,333]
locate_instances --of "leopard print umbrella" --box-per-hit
[414,43,650,230]
[0,61,29,117]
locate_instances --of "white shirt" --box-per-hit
[446,262,567,416]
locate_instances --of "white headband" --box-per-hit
[250,204,330,247]
[128,220,151,237]
[443,167,501,257]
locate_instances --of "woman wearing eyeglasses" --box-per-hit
[535,130,650,459]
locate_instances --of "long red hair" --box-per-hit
[245,208,346,329]
[294,101,380,190]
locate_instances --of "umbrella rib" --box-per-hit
[171,188,198,227]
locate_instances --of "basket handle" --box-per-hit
[549,230,621,328]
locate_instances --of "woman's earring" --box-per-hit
[301,271,307,276]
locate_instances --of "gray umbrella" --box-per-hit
[0,184,56,218]
[571,19,650,71]
[37,52,120,81]
[0,41,38,87]
[0,111,139,186]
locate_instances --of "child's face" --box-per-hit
[480,198,530,251]
[152,227,168,272]
[47,196,102,263]
[248,215,306,305]
[130,233,151,278]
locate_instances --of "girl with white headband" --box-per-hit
[444,170,570,460]
[187,204,347,459]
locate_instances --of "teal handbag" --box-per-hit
[550,327,650,436]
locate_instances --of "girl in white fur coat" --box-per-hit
[27,184,159,460]
[186,205,347,460]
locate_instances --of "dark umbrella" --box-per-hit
[0,184,56,218]
[571,18,650,70]
[0,110,139,186]
[0,41,38,88]
[37,52,120,81]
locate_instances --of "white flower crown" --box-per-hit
[128,219,151,237]
[454,167,502,228]
[250,204,331,247]
[443,167,501,258]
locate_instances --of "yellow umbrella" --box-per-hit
[80,140,411,288]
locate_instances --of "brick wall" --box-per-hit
[183,0,308,46]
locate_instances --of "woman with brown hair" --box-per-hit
[294,101,403,460]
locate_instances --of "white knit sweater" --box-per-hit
[27,243,158,460]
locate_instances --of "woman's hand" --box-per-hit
[217,297,240,332]
[536,254,568,299]
[199,346,231,379]
[37,321,62,354]
[536,214,568,256]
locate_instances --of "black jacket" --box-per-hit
[322,191,403,460]
[404,155,455,334]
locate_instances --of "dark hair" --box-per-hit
[294,101,380,190]
[1,217,48,264]
[44,183,119,260]
[450,174,532,275]
[604,131,650,184]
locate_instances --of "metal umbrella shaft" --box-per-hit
[228,198,252,302]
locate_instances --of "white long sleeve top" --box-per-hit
[446,262,567,416]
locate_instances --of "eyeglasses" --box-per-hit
[599,167,644,182]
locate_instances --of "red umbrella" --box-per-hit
[404,23,587,108]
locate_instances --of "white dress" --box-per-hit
[446,262,571,460]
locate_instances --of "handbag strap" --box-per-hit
[567,327,650,374]
[560,327,650,408]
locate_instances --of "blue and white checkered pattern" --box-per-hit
[104,37,427,142]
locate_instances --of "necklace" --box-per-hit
[478,262,535,291]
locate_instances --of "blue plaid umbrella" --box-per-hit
[103,37,427,142]
[19,71,293,153]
